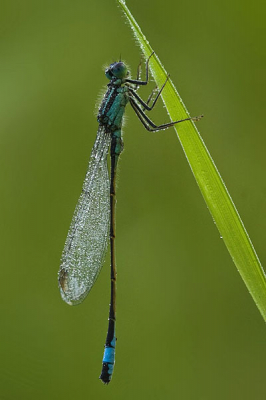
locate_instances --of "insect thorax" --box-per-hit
[97,84,129,132]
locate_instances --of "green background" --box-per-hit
[1,0,266,399]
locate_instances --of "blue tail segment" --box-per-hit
[99,335,116,384]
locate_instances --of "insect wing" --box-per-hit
[59,127,111,305]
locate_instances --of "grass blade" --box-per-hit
[117,0,266,320]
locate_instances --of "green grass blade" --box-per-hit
[117,0,266,321]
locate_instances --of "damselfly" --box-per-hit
[58,53,202,384]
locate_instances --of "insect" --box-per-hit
[58,53,202,383]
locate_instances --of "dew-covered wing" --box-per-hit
[58,126,111,305]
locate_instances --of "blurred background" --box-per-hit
[1,0,266,399]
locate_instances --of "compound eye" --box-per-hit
[105,67,113,80]
[111,62,127,79]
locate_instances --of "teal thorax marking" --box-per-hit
[98,61,129,131]
[97,62,129,161]
[98,85,129,132]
